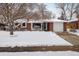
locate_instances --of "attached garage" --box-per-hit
[44,19,67,32]
[53,22,64,32]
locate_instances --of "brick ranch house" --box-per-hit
[67,19,79,30]
[14,19,67,32]
[15,19,79,32]
[0,19,78,32]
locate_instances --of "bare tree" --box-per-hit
[0,3,52,35]
[43,11,52,19]
[56,3,68,20]
[74,4,79,19]
[26,3,52,20]
[58,12,65,20]
[38,4,46,19]
[0,3,38,35]
[56,3,78,20]
[67,3,77,20]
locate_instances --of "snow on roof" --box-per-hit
[28,19,67,23]
[28,20,44,23]
[43,19,67,22]
[68,18,78,22]
[14,18,78,23]
[14,19,27,23]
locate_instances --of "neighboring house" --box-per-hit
[67,19,79,30]
[64,18,79,32]
[14,19,67,32]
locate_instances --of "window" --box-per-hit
[32,23,42,30]
[15,23,19,25]
[22,23,25,26]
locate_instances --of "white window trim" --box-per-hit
[21,22,27,28]
[44,22,48,30]
[31,23,43,31]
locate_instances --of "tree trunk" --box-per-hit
[69,10,72,20]
[10,24,14,35]
[10,30,13,35]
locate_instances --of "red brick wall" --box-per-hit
[67,21,79,29]
[64,22,67,31]
[47,22,53,31]
[27,23,31,31]
[70,21,78,29]
[75,21,78,29]
[75,21,79,29]
[78,21,79,29]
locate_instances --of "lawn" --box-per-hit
[57,32,79,45]
[0,31,72,47]
[0,31,79,56]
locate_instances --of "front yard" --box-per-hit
[0,31,72,47]
[0,31,79,55]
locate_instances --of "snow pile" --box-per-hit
[69,30,79,36]
[69,32,79,36]
[0,51,79,56]
[69,18,78,22]
[0,31,72,47]
[76,30,79,32]
[14,19,27,23]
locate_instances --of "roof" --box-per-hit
[28,19,67,23]
[14,19,27,23]
[43,19,67,22]
[14,18,79,23]
[68,18,78,22]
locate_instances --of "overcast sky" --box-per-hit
[45,3,77,19]
[45,3,61,18]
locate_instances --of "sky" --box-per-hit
[45,3,61,18]
[45,3,77,20]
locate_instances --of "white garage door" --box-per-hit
[53,22,63,32]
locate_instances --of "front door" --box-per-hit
[43,22,48,31]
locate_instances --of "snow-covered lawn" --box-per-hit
[69,32,79,36]
[0,31,72,47]
[0,51,79,56]
[68,30,79,36]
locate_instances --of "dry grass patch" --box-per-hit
[0,46,78,52]
[56,32,79,45]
